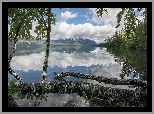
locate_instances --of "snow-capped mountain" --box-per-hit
[42,38,97,46]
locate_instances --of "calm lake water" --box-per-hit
[8,40,147,107]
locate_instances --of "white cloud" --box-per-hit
[86,18,90,22]
[29,20,39,37]
[86,8,127,30]
[11,8,144,44]
[87,8,120,25]
[50,21,115,43]
[60,11,78,22]
[29,20,117,43]
[83,14,89,18]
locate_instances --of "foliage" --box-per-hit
[8,8,60,84]
[8,79,20,100]
[8,8,56,44]
[96,8,146,28]
[8,79,48,101]
[8,8,147,107]
[104,17,147,49]
[8,70,147,107]
[104,46,147,80]
[8,79,147,107]
[96,8,147,50]
[95,8,108,16]
[84,96,94,103]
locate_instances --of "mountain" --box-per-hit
[8,38,97,56]
[42,38,97,46]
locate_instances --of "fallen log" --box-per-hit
[9,80,147,107]
[54,72,147,88]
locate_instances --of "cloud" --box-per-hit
[87,8,145,29]
[48,9,128,43]
[50,21,116,43]
[29,20,39,37]
[60,11,78,22]
[8,9,122,43]
[29,20,117,43]
[83,14,89,18]
[10,8,145,44]
[86,8,121,25]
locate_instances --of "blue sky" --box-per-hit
[52,8,90,25]
[52,8,110,26]
[52,8,144,26]
[8,8,145,44]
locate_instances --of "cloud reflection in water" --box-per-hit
[8,47,134,107]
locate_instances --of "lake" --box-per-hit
[8,41,147,107]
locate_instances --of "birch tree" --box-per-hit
[8,8,56,84]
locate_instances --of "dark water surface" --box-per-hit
[8,41,147,107]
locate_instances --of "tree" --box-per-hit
[8,8,57,84]
[95,8,146,29]
[95,8,147,49]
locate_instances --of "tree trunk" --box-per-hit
[41,8,52,83]
[8,26,23,84]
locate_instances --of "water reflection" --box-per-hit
[14,93,97,107]
[8,42,147,107]
[105,46,147,81]
[8,44,127,83]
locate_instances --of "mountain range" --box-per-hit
[42,38,97,46]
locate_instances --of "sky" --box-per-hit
[9,8,145,44]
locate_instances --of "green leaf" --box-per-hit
[8,8,56,43]
[95,8,108,17]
